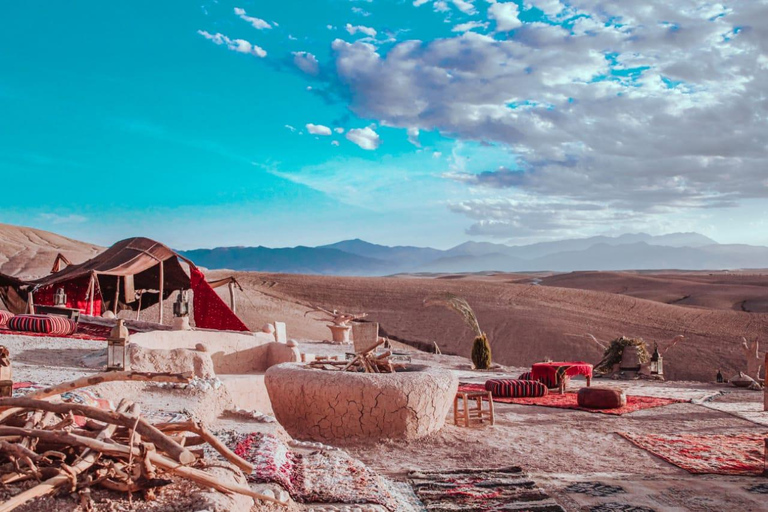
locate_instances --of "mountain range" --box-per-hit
[177,232,768,275]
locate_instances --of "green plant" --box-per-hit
[471,332,493,370]
[424,293,492,369]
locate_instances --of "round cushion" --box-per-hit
[518,371,533,380]
[0,310,13,328]
[485,379,548,398]
[577,387,626,409]
[7,314,77,336]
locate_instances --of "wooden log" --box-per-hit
[26,371,193,401]
[0,427,286,505]
[0,398,195,465]
[154,421,253,474]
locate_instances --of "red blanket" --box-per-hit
[190,266,249,332]
[532,361,592,386]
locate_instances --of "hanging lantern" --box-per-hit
[173,290,189,318]
[650,344,663,376]
[107,319,130,371]
[54,287,67,307]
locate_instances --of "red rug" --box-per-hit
[618,432,767,475]
[458,383,686,415]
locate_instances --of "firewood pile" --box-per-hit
[0,371,286,511]
[306,339,406,373]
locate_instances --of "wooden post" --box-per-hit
[228,281,236,313]
[764,353,768,412]
[113,275,121,315]
[88,274,95,316]
[158,261,164,324]
[27,291,35,315]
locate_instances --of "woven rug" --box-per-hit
[409,466,566,511]
[618,432,767,475]
[230,432,420,511]
[458,383,685,415]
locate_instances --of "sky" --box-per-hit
[1,0,767,250]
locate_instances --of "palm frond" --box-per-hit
[423,293,482,338]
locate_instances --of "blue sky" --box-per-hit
[1,1,766,249]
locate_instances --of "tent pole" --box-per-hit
[158,261,164,324]
[28,291,35,314]
[228,281,236,313]
[136,291,143,321]
[88,275,95,317]
[113,276,121,315]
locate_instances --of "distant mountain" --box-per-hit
[320,239,442,267]
[178,246,389,276]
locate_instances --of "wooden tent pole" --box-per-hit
[158,261,164,324]
[228,281,236,313]
[113,275,121,315]
[136,291,143,321]
[88,274,95,316]
[27,291,34,314]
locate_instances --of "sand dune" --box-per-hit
[222,271,768,382]
[0,223,101,278]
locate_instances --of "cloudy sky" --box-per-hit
[1,0,766,249]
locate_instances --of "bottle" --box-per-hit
[716,369,723,383]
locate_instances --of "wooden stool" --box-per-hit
[454,391,494,427]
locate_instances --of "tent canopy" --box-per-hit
[0,237,249,332]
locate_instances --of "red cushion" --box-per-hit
[485,379,548,398]
[7,314,77,336]
[0,310,13,328]
[518,371,533,380]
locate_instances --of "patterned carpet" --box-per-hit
[408,466,566,511]
[618,431,767,475]
[459,383,686,415]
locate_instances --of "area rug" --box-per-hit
[458,383,685,415]
[409,466,566,511]
[617,432,767,475]
[230,432,420,511]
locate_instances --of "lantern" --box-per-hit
[107,319,130,371]
[54,287,67,307]
[650,344,663,376]
[173,290,189,318]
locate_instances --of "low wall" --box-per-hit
[265,363,458,443]
[131,330,297,374]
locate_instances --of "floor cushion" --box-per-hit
[518,370,561,388]
[7,314,77,336]
[577,387,626,409]
[0,310,13,328]
[485,379,548,398]
[518,371,533,381]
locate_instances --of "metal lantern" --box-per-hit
[107,319,130,371]
[650,344,663,376]
[54,287,67,307]
[173,290,189,318]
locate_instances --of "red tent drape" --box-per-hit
[190,266,249,332]
[34,275,102,316]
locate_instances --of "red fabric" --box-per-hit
[0,310,13,328]
[8,314,76,336]
[190,266,249,332]
[0,321,133,341]
[33,275,102,316]
[531,361,593,387]
[458,383,685,415]
[618,432,766,475]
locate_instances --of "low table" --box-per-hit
[532,361,593,394]
[454,390,494,427]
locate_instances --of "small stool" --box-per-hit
[454,391,494,427]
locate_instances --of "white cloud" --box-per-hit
[489,2,522,32]
[413,0,430,6]
[292,51,319,75]
[331,140,340,146]
[285,125,297,132]
[451,0,476,15]
[40,213,87,225]
[346,127,381,150]
[453,21,489,33]
[334,127,345,134]
[345,23,377,38]
[407,127,421,147]
[306,123,332,136]
[233,7,272,30]
[197,30,266,57]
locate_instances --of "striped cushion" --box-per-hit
[7,314,76,336]
[518,371,533,381]
[485,379,548,398]
[518,370,559,388]
[0,310,13,328]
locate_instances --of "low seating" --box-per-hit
[0,310,13,328]
[518,371,533,380]
[7,314,77,336]
[485,379,548,398]
[577,387,626,409]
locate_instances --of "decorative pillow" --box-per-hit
[7,314,77,336]
[0,310,13,328]
[518,371,533,381]
[485,379,548,398]
[577,387,626,409]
